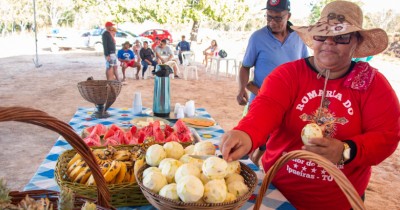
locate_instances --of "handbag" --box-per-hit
[218,49,227,58]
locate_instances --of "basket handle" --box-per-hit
[253,150,366,210]
[0,107,111,209]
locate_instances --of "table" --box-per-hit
[208,57,237,79]
[24,107,294,210]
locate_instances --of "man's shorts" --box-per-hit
[105,53,117,69]
[121,60,136,68]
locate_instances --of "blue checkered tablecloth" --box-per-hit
[24,107,294,210]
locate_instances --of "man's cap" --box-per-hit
[262,0,290,12]
[105,21,115,27]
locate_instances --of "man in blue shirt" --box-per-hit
[176,35,191,65]
[117,41,141,81]
[236,0,309,166]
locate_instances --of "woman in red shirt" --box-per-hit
[220,1,399,209]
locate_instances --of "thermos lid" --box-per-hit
[155,64,173,77]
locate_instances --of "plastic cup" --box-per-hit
[185,100,195,117]
[133,92,142,115]
[177,106,185,119]
[174,103,181,115]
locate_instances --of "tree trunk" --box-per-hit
[190,20,200,42]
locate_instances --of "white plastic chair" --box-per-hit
[182,51,198,80]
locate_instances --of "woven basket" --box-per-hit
[55,146,150,207]
[253,150,366,210]
[136,162,257,210]
[0,107,113,209]
[77,80,122,111]
[8,189,108,210]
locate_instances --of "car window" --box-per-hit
[116,32,128,38]
[91,29,103,36]
[156,30,164,35]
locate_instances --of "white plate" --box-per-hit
[130,117,170,127]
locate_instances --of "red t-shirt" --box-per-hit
[235,59,400,210]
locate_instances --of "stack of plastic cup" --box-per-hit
[133,92,142,115]
[185,100,195,117]
[176,106,185,119]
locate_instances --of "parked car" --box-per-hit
[140,29,173,43]
[45,29,90,52]
[86,28,153,52]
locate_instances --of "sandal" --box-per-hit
[135,74,139,80]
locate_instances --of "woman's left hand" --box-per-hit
[302,137,344,164]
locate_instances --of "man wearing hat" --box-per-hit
[117,41,142,81]
[102,21,119,80]
[237,0,309,166]
[221,1,399,209]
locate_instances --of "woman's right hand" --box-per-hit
[220,130,252,162]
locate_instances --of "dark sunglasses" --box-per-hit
[313,33,353,44]
[264,14,287,22]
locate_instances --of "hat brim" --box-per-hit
[291,25,388,58]
[261,7,286,12]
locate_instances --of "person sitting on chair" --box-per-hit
[140,41,158,79]
[155,39,180,78]
[203,39,218,67]
[117,41,141,81]
[176,35,191,65]
[133,40,142,63]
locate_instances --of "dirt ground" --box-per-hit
[0,38,399,209]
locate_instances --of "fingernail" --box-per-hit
[301,146,305,150]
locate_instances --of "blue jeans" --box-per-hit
[141,60,158,77]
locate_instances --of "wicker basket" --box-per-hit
[0,107,113,209]
[136,162,257,210]
[77,80,122,110]
[55,147,150,207]
[77,80,122,118]
[253,150,366,210]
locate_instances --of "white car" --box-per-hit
[87,28,153,52]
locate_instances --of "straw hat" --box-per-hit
[291,0,388,58]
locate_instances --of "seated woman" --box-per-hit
[220,1,399,209]
[203,40,218,67]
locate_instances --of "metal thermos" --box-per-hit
[153,64,173,117]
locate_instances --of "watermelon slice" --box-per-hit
[137,130,146,144]
[83,135,101,147]
[152,121,165,143]
[164,124,174,138]
[165,132,179,142]
[174,120,192,143]
[124,125,139,145]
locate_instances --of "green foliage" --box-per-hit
[0,178,11,204]
[308,0,363,24]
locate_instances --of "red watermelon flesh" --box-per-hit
[124,125,138,144]
[165,132,179,142]
[164,124,174,138]
[83,135,101,147]
[174,120,191,142]
[152,121,165,142]
[137,130,146,144]
[105,129,126,145]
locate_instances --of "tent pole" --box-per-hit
[32,0,42,68]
